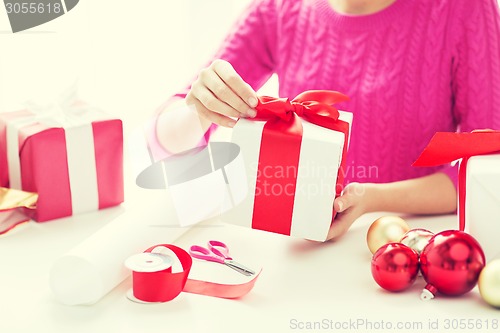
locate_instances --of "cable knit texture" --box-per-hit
[169,0,500,186]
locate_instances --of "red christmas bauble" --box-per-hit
[420,230,485,299]
[371,243,419,292]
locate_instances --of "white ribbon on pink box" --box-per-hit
[0,92,124,221]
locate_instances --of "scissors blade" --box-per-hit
[224,260,255,276]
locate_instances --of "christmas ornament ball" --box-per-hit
[420,230,485,297]
[478,259,500,308]
[400,228,435,255]
[371,243,419,292]
[367,216,410,254]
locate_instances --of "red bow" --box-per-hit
[254,90,349,131]
[413,130,500,231]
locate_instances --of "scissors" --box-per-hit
[189,240,255,276]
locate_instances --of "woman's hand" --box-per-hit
[326,183,377,240]
[324,172,457,241]
[186,59,259,128]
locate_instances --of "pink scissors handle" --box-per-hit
[189,245,225,264]
[207,240,232,260]
[189,241,255,276]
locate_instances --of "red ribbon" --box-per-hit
[250,90,350,235]
[413,130,500,231]
[183,273,261,299]
[130,244,261,302]
[132,244,192,302]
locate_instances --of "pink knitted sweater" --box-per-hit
[159,0,500,187]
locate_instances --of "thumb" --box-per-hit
[334,195,351,213]
[334,182,363,213]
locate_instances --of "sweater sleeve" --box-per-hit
[439,0,500,188]
[148,0,278,160]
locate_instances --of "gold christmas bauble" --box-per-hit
[367,216,410,254]
[478,259,500,308]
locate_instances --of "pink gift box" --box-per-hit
[0,109,124,222]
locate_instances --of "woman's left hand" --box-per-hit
[326,182,377,240]
[324,172,458,241]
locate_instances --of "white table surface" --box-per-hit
[1,183,499,333]
[1,122,499,333]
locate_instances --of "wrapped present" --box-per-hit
[222,90,352,241]
[0,98,124,222]
[413,130,500,262]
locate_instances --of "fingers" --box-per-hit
[212,60,258,109]
[333,192,353,213]
[203,69,254,117]
[326,214,352,240]
[333,197,346,213]
[327,183,366,240]
[187,59,258,128]
[326,200,350,240]
[333,182,365,213]
[186,94,237,128]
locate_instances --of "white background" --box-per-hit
[1,2,500,333]
[0,0,278,130]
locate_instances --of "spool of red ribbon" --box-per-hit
[125,244,261,303]
[125,244,192,303]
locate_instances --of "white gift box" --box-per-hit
[222,111,353,241]
[465,154,500,262]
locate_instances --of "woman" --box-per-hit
[153,0,500,240]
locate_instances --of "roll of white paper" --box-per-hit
[49,206,190,305]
